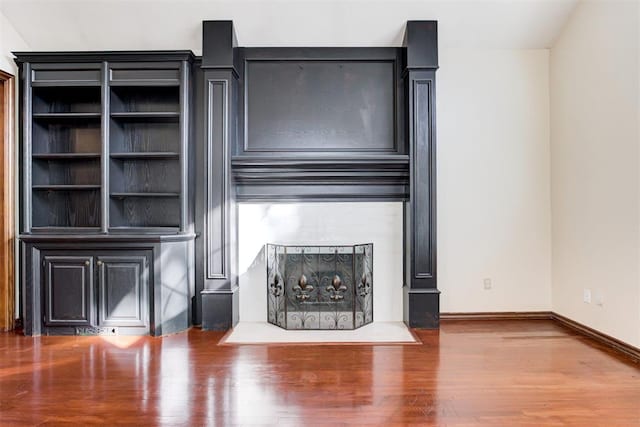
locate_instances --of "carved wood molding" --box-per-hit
[232,156,410,201]
[12,51,195,64]
[205,79,229,281]
[232,156,409,184]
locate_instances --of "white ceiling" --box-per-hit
[0,0,579,53]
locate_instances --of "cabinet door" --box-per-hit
[97,255,148,328]
[43,255,93,326]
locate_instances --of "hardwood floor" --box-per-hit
[0,320,638,426]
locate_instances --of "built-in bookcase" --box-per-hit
[23,58,191,233]
[17,52,195,338]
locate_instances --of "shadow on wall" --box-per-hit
[237,204,301,323]
[238,204,302,275]
[239,245,268,322]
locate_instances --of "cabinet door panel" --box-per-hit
[97,256,148,327]
[43,255,93,326]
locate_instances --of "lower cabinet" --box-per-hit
[97,256,148,328]
[41,250,151,335]
[43,255,94,327]
[21,235,195,336]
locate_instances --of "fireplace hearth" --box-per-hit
[266,244,373,330]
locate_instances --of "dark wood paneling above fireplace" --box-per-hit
[230,46,408,201]
[240,48,403,155]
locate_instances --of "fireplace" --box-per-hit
[266,244,373,330]
[198,21,439,331]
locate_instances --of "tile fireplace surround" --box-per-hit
[228,202,415,343]
[237,203,404,329]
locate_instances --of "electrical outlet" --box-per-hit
[483,278,492,290]
[583,289,591,304]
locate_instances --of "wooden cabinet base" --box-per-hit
[20,234,195,336]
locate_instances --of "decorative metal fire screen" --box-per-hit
[266,244,373,330]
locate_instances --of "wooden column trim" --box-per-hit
[199,21,240,330]
[0,70,15,332]
[402,21,440,328]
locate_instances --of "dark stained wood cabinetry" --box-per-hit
[16,52,196,336]
[97,255,148,328]
[16,20,439,334]
[40,250,150,334]
[43,255,93,326]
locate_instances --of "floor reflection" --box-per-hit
[158,333,192,425]
[0,331,433,424]
[2,321,639,425]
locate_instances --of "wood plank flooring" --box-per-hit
[0,320,638,426]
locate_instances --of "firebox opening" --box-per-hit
[238,202,403,325]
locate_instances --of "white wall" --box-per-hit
[438,48,552,312]
[0,1,578,51]
[238,203,404,322]
[550,0,640,347]
[0,9,28,74]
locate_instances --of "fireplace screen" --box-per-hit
[266,244,373,330]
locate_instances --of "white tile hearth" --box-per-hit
[220,322,418,344]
